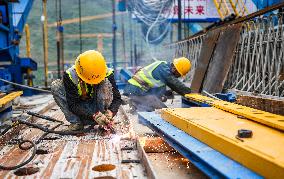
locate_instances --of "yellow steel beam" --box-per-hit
[222,0,232,16]
[239,0,249,16]
[24,24,31,58]
[185,93,215,104]
[213,0,225,19]
[42,0,48,88]
[228,0,239,17]
[25,24,33,87]
[161,107,284,178]
[0,91,23,108]
[185,93,284,132]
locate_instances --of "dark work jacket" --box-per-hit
[124,62,191,96]
[63,72,122,121]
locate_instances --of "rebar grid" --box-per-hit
[226,12,284,97]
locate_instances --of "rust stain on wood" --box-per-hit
[97,140,101,159]
[63,159,72,172]
[121,169,130,179]
[76,141,96,179]
[0,147,31,178]
[0,101,149,179]
[92,164,116,172]
[40,142,67,178]
[102,140,106,161]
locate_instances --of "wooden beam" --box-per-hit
[48,12,126,27]
[64,33,121,39]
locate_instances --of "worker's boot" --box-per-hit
[66,123,84,131]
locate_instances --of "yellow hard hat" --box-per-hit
[75,50,107,84]
[173,57,191,76]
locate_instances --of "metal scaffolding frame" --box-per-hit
[168,3,284,97]
[226,12,284,97]
[169,35,204,84]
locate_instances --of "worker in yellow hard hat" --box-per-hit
[123,57,192,112]
[51,50,122,131]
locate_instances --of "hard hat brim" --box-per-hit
[173,61,186,77]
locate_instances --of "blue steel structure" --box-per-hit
[253,0,284,10]
[215,92,236,102]
[119,68,133,81]
[138,112,263,178]
[0,0,36,92]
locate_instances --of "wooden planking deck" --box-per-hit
[0,105,148,179]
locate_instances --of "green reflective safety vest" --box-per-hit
[128,61,166,91]
[66,65,113,97]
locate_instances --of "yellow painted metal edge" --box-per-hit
[0,91,23,108]
[161,109,284,178]
[185,93,284,131]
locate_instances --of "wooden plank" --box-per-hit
[202,24,242,93]
[234,90,284,115]
[0,102,149,178]
[190,28,221,93]
[139,137,174,153]
[137,139,157,179]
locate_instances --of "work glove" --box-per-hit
[104,110,114,121]
[93,111,114,132]
[93,111,110,126]
[103,110,115,131]
[103,121,114,132]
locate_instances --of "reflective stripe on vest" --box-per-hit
[128,61,166,90]
[66,65,113,96]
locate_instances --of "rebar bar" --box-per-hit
[226,12,284,97]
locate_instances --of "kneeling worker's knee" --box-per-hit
[50,79,63,95]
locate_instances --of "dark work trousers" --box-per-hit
[129,95,167,112]
[50,79,98,125]
[124,83,167,112]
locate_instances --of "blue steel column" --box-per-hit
[188,23,203,34]
[252,0,284,10]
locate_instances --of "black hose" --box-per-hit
[1,124,16,136]
[26,111,63,124]
[0,113,92,170]
[14,118,93,135]
[0,140,37,170]
[35,123,62,144]
[0,78,51,93]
